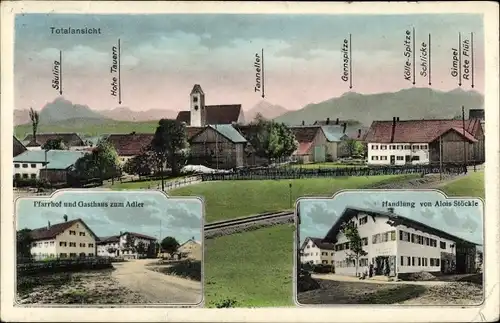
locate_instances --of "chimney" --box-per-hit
[326,117,330,125]
[63,214,68,222]
[357,129,362,138]
[47,221,51,230]
[390,117,397,143]
[342,123,347,134]
[336,118,339,125]
[192,236,195,240]
[301,120,305,126]
[396,117,400,122]
[393,117,396,124]
[120,231,123,236]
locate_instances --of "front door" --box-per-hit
[390,155,395,165]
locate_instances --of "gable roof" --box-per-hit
[97,235,120,244]
[190,84,204,95]
[185,126,205,140]
[290,126,322,143]
[179,238,201,248]
[13,136,27,157]
[122,232,157,241]
[23,133,85,147]
[301,237,336,251]
[209,124,247,143]
[323,206,479,246]
[176,105,243,125]
[13,150,86,169]
[364,118,483,144]
[105,133,154,156]
[321,125,349,142]
[295,142,313,155]
[27,218,98,241]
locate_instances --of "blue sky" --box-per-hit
[16,191,203,244]
[14,13,484,112]
[299,190,484,246]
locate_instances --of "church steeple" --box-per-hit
[190,84,206,127]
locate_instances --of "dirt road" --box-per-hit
[111,259,202,304]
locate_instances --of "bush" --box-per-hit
[325,154,334,162]
[312,264,334,273]
[214,298,238,308]
[13,178,50,188]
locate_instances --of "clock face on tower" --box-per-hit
[194,105,199,111]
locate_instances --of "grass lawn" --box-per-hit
[289,162,366,169]
[204,224,295,307]
[440,171,485,199]
[15,120,158,139]
[170,174,419,223]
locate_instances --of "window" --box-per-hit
[359,216,368,225]
[30,174,36,179]
[436,258,440,266]
[372,234,380,244]
[50,241,54,246]
[420,145,428,149]
[440,241,446,249]
[430,258,434,266]
[412,145,419,150]
[80,243,86,247]
[423,258,428,266]
[60,253,67,258]
[425,237,429,246]
[79,232,86,236]
[69,253,77,257]
[322,260,328,264]
[381,156,388,160]
[396,156,404,161]
[59,241,67,247]
[69,230,76,235]
[344,242,350,250]
[88,243,94,248]
[194,105,199,111]
[404,145,411,149]
[69,242,76,247]
[359,258,369,267]
[15,173,21,179]
[407,256,411,265]
[380,145,387,150]
[411,234,416,243]
[22,164,28,168]
[371,145,379,150]
[88,253,94,257]
[14,164,20,168]
[44,242,48,246]
[22,174,28,179]
[412,257,415,266]
[331,252,334,256]
[361,237,368,246]
[418,257,421,266]
[400,256,405,266]
[396,145,403,149]
[371,156,379,161]
[390,230,396,241]
[399,231,403,241]
[30,164,36,168]
[193,96,198,103]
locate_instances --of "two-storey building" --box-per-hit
[26,216,98,260]
[299,237,336,265]
[322,206,479,277]
[97,231,157,259]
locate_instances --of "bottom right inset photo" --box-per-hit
[295,189,484,306]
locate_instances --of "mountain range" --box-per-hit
[14,98,287,126]
[274,88,484,126]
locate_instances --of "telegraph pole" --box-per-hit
[462,106,467,174]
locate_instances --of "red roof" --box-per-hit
[27,219,97,241]
[106,133,154,156]
[295,142,313,155]
[364,119,482,144]
[176,105,243,125]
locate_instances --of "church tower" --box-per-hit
[190,84,206,127]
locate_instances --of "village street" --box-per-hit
[111,259,202,304]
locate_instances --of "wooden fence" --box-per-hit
[17,256,113,276]
[201,164,471,181]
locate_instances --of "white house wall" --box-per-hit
[368,143,429,166]
[333,214,397,276]
[300,239,334,265]
[30,221,97,260]
[14,162,44,180]
[396,224,456,274]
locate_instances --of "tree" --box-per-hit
[16,228,33,260]
[345,139,365,158]
[69,139,120,184]
[136,241,147,256]
[41,138,67,150]
[339,220,367,277]
[123,234,136,253]
[150,119,189,189]
[122,153,152,176]
[160,236,180,258]
[147,242,159,258]
[106,246,117,255]
[244,118,298,162]
[29,107,40,144]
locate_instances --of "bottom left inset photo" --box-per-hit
[15,190,204,306]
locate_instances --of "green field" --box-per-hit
[105,176,190,190]
[170,175,419,223]
[440,171,485,199]
[14,120,157,139]
[204,224,295,307]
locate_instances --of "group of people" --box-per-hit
[360,261,391,279]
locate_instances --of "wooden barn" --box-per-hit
[23,132,85,149]
[290,125,349,163]
[189,124,248,169]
